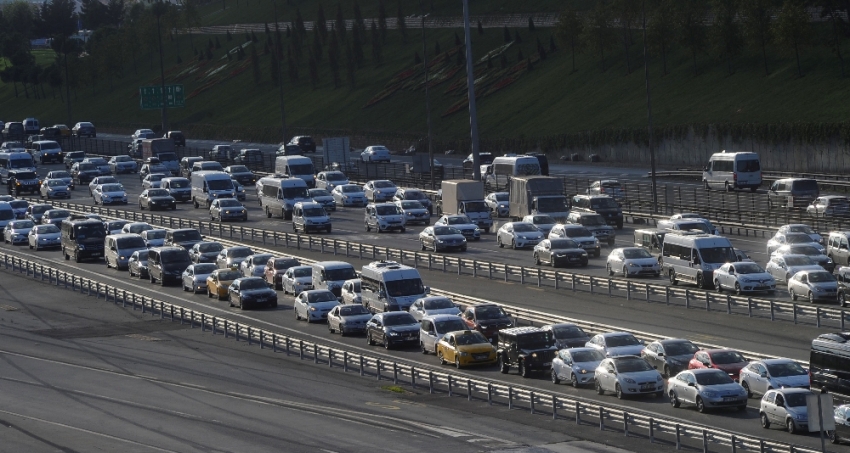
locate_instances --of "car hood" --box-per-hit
[812,282,839,290]
[772,375,810,388]
[697,383,745,394]
[572,360,603,371]
[605,345,646,357]
[240,288,276,297]
[514,231,544,239]
[551,248,586,255]
[386,324,419,334]
[434,234,466,242]
[149,196,175,202]
[617,370,661,382]
[312,195,334,202]
[457,344,496,354]
[34,232,60,240]
[292,276,312,284]
[193,272,214,281]
[306,300,339,310]
[340,313,372,323]
[787,265,824,274]
[736,272,774,281]
[714,362,747,374]
[102,190,125,197]
[444,223,477,230]
[625,257,659,266]
[476,316,512,327]
[665,354,695,365]
[341,191,366,197]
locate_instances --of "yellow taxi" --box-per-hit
[436,330,498,369]
[206,269,241,300]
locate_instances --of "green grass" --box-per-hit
[380,385,406,394]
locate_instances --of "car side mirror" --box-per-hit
[702,360,710,366]
[703,166,708,172]
[657,352,664,357]
[688,382,695,387]
[760,371,768,378]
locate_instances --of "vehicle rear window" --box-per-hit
[791,179,818,191]
[736,160,760,172]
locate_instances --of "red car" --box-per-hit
[688,349,749,381]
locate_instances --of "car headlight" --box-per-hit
[623,378,636,384]
[77,245,85,250]
[459,352,469,357]
[387,331,399,336]
[309,306,317,311]
[225,210,231,214]
[119,256,126,260]
[656,375,663,382]
[531,353,538,358]
[628,262,640,267]
[794,413,806,420]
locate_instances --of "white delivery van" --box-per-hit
[190,171,235,208]
[360,260,429,313]
[275,156,316,188]
[311,261,358,300]
[0,152,36,182]
[484,155,541,189]
[258,177,310,220]
[661,231,736,289]
[292,201,332,233]
[702,151,761,192]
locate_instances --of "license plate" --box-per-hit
[543,362,551,367]
[723,397,737,402]
[568,257,579,262]
[256,298,267,303]
[640,385,654,391]
[91,253,101,257]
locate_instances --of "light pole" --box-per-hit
[642,0,657,212]
[153,0,169,133]
[274,1,287,145]
[420,0,434,190]
[461,0,481,181]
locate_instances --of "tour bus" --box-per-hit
[360,260,429,313]
[810,332,850,399]
[702,151,762,192]
[190,171,235,208]
[484,155,541,189]
[274,156,316,188]
[661,231,735,289]
[258,177,310,220]
[0,152,36,182]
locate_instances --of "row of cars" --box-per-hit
[1,119,95,141]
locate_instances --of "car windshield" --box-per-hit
[282,187,308,198]
[172,230,201,241]
[564,227,593,238]
[47,180,66,187]
[8,201,27,209]
[532,215,556,224]
[809,271,837,283]
[591,198,620,209]
[101,184,123,192]
[456,332,489,345]
[227,248,252,258]
[423,298,454,310]
[784,256,814,266]
[289,164,313,175]
[217,270,241,281]
[326,172,346,181]
[87,158,107,165]
[404,191,426,200]
[606,334,641,347]
[147,189,169,197]
[146,230,166,239]
[580,215,607,226]
[548,239,579,250]
[49,172,70,179]
[303,207,326,217]
[208,179,233,190]
[306,291,337,303]
[434,318,467,332]
[10,158,33,168]
[767,362,807,377]
[198,243,223,253]
[401,201,424,209]
[274,259,299,270]
[193,264,217,274]
[149,174,165,182]
[74,223,105,238]
[15,171,37,179]
[47,210,70,219]
[339,305,369,316]
[572,350,605,362]
[433,227,461,236]
[79,164,96,171]
[383,313,417,326]
[385,278,425,297]
[695,371,735,385]
[239,279,268,290]
[711,350,746,364]
[106,221,127,230]
[783,392,808,407]
[551,325,587,339]
[494,193,508,202]
[230,166,249,173]
[512,223,538,233]
[128,224,153,233]
[792,180,818,191]
[12,220,34,229]
[623,248,653,259]
[616,359,653,372]
[251,255,269,265]
[787,225,815,234]
[341,185,361,193]
[373,181,394,188]
[700,247,736,264]
[445,217,469,225]
[665,341,699,356]
[516,331,554,348]
[677,222,709,233]
[114,156,132,162]
[35,225,59,234]
[786,233,813,244]
[32,205,51,214]
[326,267,356,281]
[292,267,311,277]
[218,199,242,207]
[476,305,507,320]
[310,189,331,197]
[169,179,189,188]
[117,237,146,248]
[376,206,399,216]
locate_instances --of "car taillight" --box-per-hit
[733,172,737,181]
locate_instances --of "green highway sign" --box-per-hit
[139,84,185,109]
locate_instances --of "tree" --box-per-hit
[528,17,535,31]
[370,20,382,64]
[328,32,341,87]
[819,0,850,77]
[775,0,811,77]
[316,3,328,43]
[397,1,407,43]
[555,7,584,72]
[742,0,777,76]
[335,4,346,43]
[308,51,320,88]
[454,32,461,46]
[517,48,524,62]
[295,7,306,36]
[353,0,365,32]
[435,41,441,55]
[500,53,508,69]
[613,0,639,74]
[4,1,37,40]
[215,36,221,49]
[287,47,299,82]
[503,25,511,43]
[583,0,615,71]
[710,0,744,75]
[414,51,421,63]
[646,0,676,75]
[677,0,708,75]
[104,0,124,27]
[378,0,388,43]
[514,30,522,43]
[226,30,232,41]
[80,0,107,30]
[39,0,77,38]
[352,19,364,68]
[477,20,484,35]
[251,42,260,84]
[313,28,324,61]
[269,49,279,86]
[251,31,258,43]
[344,40,355,88]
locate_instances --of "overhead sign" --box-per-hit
[139,85,185,109]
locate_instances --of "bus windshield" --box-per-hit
[699,247,736,264]
[385,278,425,297]
[208,179,233,191]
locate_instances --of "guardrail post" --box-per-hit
[702,429,708,453]
[649,418,654,443]
[575,401,581,424]
[448,375,453,396]
[685,290,690,309]
[623,411,628,437]
[530,391,535,414]
[272,334,277,352]
[170,305,174,321]
[313,344,318,363]
[487,383,492,405]
[552,395,557,419]
[793,303,798,324]
[299,340,304,360]
[817,307,822,328]
[343,351,348,372]
[759,439,765,453]
[286,337,291,355]
[376,359,381,380]
[360,356,364,376]
[469,380,473,402]
[223,319,228,338]
[705,292,709,311]
[675,424,681,450]
[180,307,185,325]
[393,363,398,384]
[428,371,434,394]
[665,287,670,305]
[488,262,492,279]
[842,310,846,331]
[598,406,604,430]
[607,279,611,297]
[571,274,576,292]
[472,260,477,278]
[508,386,513,409]
[731,434,736,453]
[235,323,240,341]
[411,366,416,388]
[200,313,205,332]
[626,283,631,300]
[748,298,753,317]
[590,277,594,294]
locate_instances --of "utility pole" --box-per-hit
[274,1,287,145]
[642,0,657,212]
[153,0,169,133]
[420,0,434,190]
[63,42,72,127]
[461,0,481,181]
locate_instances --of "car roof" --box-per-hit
[422,314,463,321]
[600,332,633,338]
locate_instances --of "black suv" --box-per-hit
[365,311,420,349]
[61,217,106,262]
[288,136,316,153]
[164,131,186,147]
[7,170,40,195]
[572,194,623,229]
[71,162,100,185]
[497,326,558,378]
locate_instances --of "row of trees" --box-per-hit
[555,0,850,78]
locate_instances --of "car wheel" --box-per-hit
[365,222,371,232]
[670,391,681,408]
[735,283,743,296]
[384,336,391,349]
[785,273,791,283]
[809,291,815,303]
[669,270,677,285]
[238,297,245,310]
[534,253,540,265]
[696,273,704,288]
[420,342,428,354]
[615,384,624,399]
[550,256,556,267]
[789,289,797,301]
[595,380,605,395]
[455,356,461,369]
[294,308,301,320]
[420,241,426,251]
[787,418,797,434]
[742,381,752,398]
[606,263,613,276]
[511,239,517,250]
[329,323,336,334]
[715,280,723,293]
[760,413,771,429]
[367,332,375,346]
[737,404,747,412]
[499,355,509,373]
[842,292,848,307]
[400,226,406,233]
[569,373,579,388]
[551,369,561,385]
[830,430,840,444]
[519,359,530,378]
[622,266,629,278]
[497,236,503,248]
[696,397,706,413]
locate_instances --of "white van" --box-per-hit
[656,218,713,235]
[275,156,316,188]
[0,152,36,182]
[702,151,761,192]
[311,261,358,299]
[190,171,235,208]
[104,233,148,270]
[258,177,310,220]
[360,260,429,313]
[292,201,332,233]
[160,177,192,202]
[661,231,736,289]
[484,155,541,188]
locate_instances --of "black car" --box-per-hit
[497,326,558,378]
[527,152,550,176]
[228,277,277,309]
[164,228,203,250]
[234,149,264,169]
[288,136,316,153]
[64,151,86,169]
[225,165,257,185]
[139,188,177,211]
[3,122,25,141]
[39,126,61,140]
[640,338,700,377]
[164,130,186,147]
[571,194,624,230]
[189,241,224,263]
[7,170,40,195]
[365,312,420,349]
[72,122,96,138]
[461,304,513,342]
[71,162,100,185]
[540,323,591,349]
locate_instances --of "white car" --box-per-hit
[787,269,838,302]
[434,214,480,241]
[551,347,606,387]
[39,179,70,199]
[360,145,392,162]
[771,244,834,272]
[605,247,660,278]
[739,359,810,398]
[140,229,167,248]
[667,369,748,412]
[713,262,776,295]
[765,254,824,283]
[132,128,156,140]
[294,289,340,323]
[522,214,557,236]
[668,214,719,235]
[395,200,430,225]
[3,219,34,245]
[142,173,167,189]
[308,188,336,212]
[767,231,825,255]
[28,223,60,250]
[341,279,361,305]
[92,183,127,205]
[777,224,822,244]
[280,265,314,295]
[240,253,274,278]
[109,155,138,174]
[122,222,154,235]
[181,263,217,293]
[363,180,397,202]
[89,176,119,195]
[408,296,460,321]
[548,224,601,257]
[83,157,111,175]
[594,356,664,398]
[496,222,543,250]
[327,304,372,336]
[485,192,509,217]
[585,332,645,357]
[45,170,74,189]
[332,184,368,207]
[316,171,349,190]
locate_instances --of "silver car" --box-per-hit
[3,220,34,245]
[548,224,601,257]
[341,279,361,305]
[408,296,460,321]
[141,229,167,248]
[210,198,247,222]
[765,254,823,283]
[419,314,470,355]
[396,200,430,225]
[280,265,313,295]
[551,347,605,387]
[109,155,138,174]
[28,223,60,250]
[142,173,167,189]
[419,226,467,253]
[294,289,339,323]
[777,224,822,244]
[45,170,74,190]
[316,171,349,190]
[39,179,70,199]
[331,184,368,207]
[767,231,825,255]
[606,247,660,278]
[496,222,543,249]
[713,261,776,295]
[327,303,372,335]
[772,244,834,272]
[787,269,838,302]
[641,338,699,377]
[41,209,70,227]
[181,263,217,293]
[92,183,127,205]
[522,214,557,236]
[760,388,812,434]
[240,253,274,278]
[434,215,480,241]
[485,192,509,217]
[89,176,119,195]
[586,332,645,357]
[362,179,397,202]
[739,359,810,398]
[216,246,253,271]
[533,238,588,268]
[594,356,664,398]
[668,369,748,412]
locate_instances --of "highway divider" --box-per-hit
[0,252,823,453]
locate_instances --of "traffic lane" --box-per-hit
[0,275,573,453]
[0,252,831,451]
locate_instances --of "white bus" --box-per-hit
[360,260,429,313]
[484,155,541,188]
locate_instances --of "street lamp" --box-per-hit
[152,0,169,133]
[420,0,434,189]
[461,0,481,181]
[274,1,287,145]
[642,0,658,212]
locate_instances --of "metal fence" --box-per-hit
[0,252,826,453]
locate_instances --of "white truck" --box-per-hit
[438,180,493,232]
[509,176,569,222]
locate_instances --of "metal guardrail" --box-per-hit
[0,252,825,453]
[26,197,834,365]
